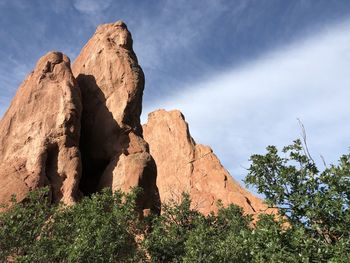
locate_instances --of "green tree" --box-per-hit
[245,139,350,261]
[143,193,203,262]
[34,188,144,263]
[182,204,252,263]
[0,188,146,263]
[143,194,253,263]
[0,187,53,261]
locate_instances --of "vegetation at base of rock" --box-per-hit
[1,139,350,262]
[0,188,145,263]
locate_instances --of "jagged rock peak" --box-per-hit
[72,21,160,214]
[73,20,144,131]
[143,109,272,217]
[95,20,132,49]
[37,51,71,74]
[0,51,82,208]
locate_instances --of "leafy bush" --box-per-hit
[0,187,53,261]
[0,188,145,262]
[1,139,350,262]
[246,139,350,262]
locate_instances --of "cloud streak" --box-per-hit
[142,20,350,183]
[73,0,112,14]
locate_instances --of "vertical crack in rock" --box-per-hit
[45,144,62,203]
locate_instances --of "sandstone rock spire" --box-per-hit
[72,21,160,214]
[143,109,271,216]
[0,52,82,206]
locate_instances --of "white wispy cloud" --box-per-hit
[73,0,112,14]
[142,20,350,183]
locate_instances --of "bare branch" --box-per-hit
[297,118,315,163]
[320,155,328,169]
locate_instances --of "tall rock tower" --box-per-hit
[0,52,82,206]
[72,21,160,214]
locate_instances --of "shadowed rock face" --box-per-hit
[143,109,272,217]
[0,52,82,207]
[72,21,160,214]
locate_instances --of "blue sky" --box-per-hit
[1,0,350,185]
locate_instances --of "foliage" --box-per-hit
[246,139,350,261]
[0,187,53,261]
[143,193,253,262]
[143,193,202,262]
[0,188,145,263]
[1,139,350,262]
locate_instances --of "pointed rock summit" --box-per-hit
[0,52,82,206]
[72,21,160,214]
[143,110,271,216]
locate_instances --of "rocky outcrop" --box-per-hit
[72,21,160,214]
[143,109,271,216]
[0,20,271,219]
[0,52,82,207]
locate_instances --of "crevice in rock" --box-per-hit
[245,197,256,213]
[79,152,110,196]
[136,157,160,215]
[45,144,63,203]
[76,74,120,196]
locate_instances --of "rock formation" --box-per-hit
[143,109,271,216]
[0,52,82,206]
[72,21,160,214]
[0,20,269,218]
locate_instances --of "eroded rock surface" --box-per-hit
[72,21,160,214]
[143,109,271,216]
[0,52,82,207]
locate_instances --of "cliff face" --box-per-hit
[72,21,160,214]
[0,20,269,218]
[0,52,82,206]
[143,110,271,216]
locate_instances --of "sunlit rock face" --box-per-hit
[72,21,160,214]
[143,109,272,217]
[0,51,82,207]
